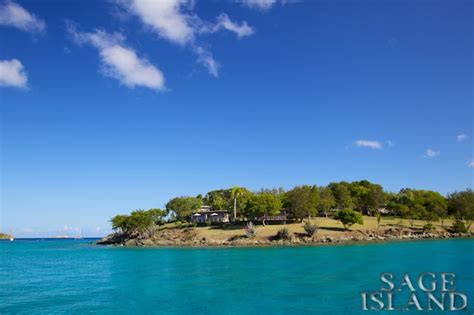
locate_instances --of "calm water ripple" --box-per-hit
[0,239,472,314]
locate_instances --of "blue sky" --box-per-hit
[0,0,472,237]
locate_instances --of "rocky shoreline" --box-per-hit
[97,227,473,247]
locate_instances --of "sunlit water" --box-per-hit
[1,238,472,314]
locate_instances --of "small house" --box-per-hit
[190,205,230,223]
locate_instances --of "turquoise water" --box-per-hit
[1,239,473,314]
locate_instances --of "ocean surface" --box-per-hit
[0,239,473,314]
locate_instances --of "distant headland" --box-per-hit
[97,181,473,247]
[0,233,13,240]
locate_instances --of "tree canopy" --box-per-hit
[165,196,202,220]
[111,208,166,236]
[335,208,364,230]
[245,193,282,224]
[110,181,472,228]
[285,185,319,219]
[447,189,474,226]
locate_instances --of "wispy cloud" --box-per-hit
[67,22,165,91]
[193,45,219,77]
[425,149,440,158]
[0,58,28,88]
[468,160,474,168]
[115,0,254,76]
[385,140,395,148]
[0,0,45,33]
[456,133,468,142]
[355,140,382,149]
[213,13,254,38]
[241,0,278,10]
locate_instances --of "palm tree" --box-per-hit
[230,186,245,222]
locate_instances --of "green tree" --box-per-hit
[285,185,319,220]
[230,186,251,221]
[127,210,154,235]
[204,190,229,210]
[111,209,159,237]
[421,191,447,223]
[111,214,130,233]
[317,187,336,217]
[335,208,363,230]
[329,182,354,210]
[246,193,281,225]
[165,196,202,221]
[349,180,387,215]
[448,189,474,229]
[147,208,167,227]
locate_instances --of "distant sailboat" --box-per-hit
[9,237,14,241]
[74,228,82,240]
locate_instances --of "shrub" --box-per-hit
[303,221,318,237]
[275,227,290,240]
[175,221,194,229]
[245,222,257,238]
[422,223,435,232]
[451,220,468,233]
[335,209,364,230]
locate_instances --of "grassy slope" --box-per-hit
[190,217,468,241]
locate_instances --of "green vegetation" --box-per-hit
[284,185,319,220]
[109,181,474,237]
[376,212,382,230]
[447,189,474,229]
[335,208,364,230]
[451,220,468,233]
[303,221,318,237]
[422,223,435,232]
[111,208,166,237]
[245,193,282,225]
[274,227,290,240]
[230,186,248,221]
[165,196,202,221]
[245,222,257,238]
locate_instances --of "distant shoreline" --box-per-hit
[0,233,13,240]
[0,237,102,241]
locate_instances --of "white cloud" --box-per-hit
[241,0,277,10]
[214,13,254,38]
[468,160,474,168]
[194,45,219,77]
[456,133,468,142]
[425,149,440,158]
[120,0,195,45]
[67,24,165,91]
[0,58,28,88]
[355,140,382,149]
[0,0,45,33]
[116,0,254,76]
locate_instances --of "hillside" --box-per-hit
[98,216,472,247]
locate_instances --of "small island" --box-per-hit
[0,233,13,240]
[98,181,473,247]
